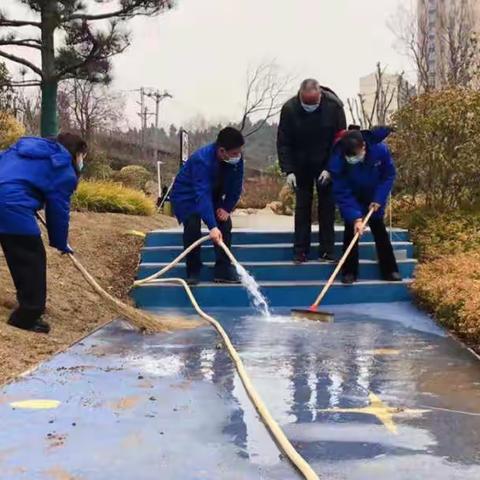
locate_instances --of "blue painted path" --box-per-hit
[2,303,480,479]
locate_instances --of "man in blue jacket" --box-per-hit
[0,133,87,333]
[329,127,401,284]
[171,127,244,285]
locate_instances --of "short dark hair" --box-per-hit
[217,127,244,151]
[300,78,320,91]
[56,132,87,158]
[341,130,365,157]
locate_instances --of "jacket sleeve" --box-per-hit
[329,152,363,224]
[336,104,347,132]
[221,161,244,213]
[192,155,217,230]
[45,174,77,252]
[373,144,396,207]
[277,104,295,174]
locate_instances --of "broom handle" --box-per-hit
[312,207,375,308]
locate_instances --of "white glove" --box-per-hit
[286,173,297,189]
[318,170,331,185]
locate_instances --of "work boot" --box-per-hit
[293,253,308,265]
[341,273,356,285]
[186,271,201,286]
[319,252,336,263]
[384,272,402,282]
[8,315,50,334]
[214,266,240,284]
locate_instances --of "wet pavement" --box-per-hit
[1,302,480,479]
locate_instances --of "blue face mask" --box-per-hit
[224,155,241,165]
[301,102,319,113]
[346,153,365,165]
[78,158,84,172]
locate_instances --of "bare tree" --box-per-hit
[59,79,124,141]
[348,63,412,128]
[240,61,294,137]
[390,0,479,91]
[389,1,431,92]
[439,0,479,87]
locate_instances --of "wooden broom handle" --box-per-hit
[312,207,375,308]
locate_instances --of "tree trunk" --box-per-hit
[41,80,58,137]
[40,3,58,137]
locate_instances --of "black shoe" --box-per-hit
[319,253,336,263]
[214,267,240,284]
[8,316,50,334]
[293,253,308,265]
[186,272,200,286]
[341,273,356,285]
[384,272,402,282]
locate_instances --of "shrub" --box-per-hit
[72,181,155,216]
[0,112,25,149]
[237,176,283,209]
[115,165,152,191]
[390,88,480,209]
[413,252,480,343]
[83,150,114,181]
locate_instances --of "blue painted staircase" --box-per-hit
[132,228,415,309]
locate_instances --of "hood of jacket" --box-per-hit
[14,137,73,169]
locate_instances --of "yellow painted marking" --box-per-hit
[125,230,146,238]
[10,399,61,410]
[318,392,429,434]
[366,349,401,356]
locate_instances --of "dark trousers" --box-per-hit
[183,214,232,276]
[342,217,399,279]
[294,173,335,256]
[0,234,47,326]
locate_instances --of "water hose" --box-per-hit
[135,236,319,480]
[36,214,189,333]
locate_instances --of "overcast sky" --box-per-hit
[4,0,413,129]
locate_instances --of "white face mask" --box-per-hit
[301,102,319,113]
[76,153,85,172]
[224,155,241,165]
[346,152,365,165]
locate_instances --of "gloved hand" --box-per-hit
[318,170,331,186]
[286,173,297,189]
[61,246,74,255]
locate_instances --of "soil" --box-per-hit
[0,211,176,385]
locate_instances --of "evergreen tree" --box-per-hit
[0,1,173,136]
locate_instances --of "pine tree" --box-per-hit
[0,1,173,137]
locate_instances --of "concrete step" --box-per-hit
[132,279,413,308]
[141,242,414,263]
[145,228,410,247]
[137,259,417,282]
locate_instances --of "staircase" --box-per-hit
[132,228,415,309]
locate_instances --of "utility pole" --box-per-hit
[145,89,172,162]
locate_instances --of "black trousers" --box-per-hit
[294,173,335,256]
[183,214,232,276]
[0,234,47,326]
[342,217,399,279]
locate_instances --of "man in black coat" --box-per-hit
[277,78,346,264]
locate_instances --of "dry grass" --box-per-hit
[238,176,284,209]
[414,252,480,347]
[0,211,177,384]
[73,181,156,216]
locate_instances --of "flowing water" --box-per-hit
[234,264,271,318]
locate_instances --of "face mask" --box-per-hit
[224,155,241,165]
[301,102,319,113]
[77,153,85,172]
[346,153,365,165]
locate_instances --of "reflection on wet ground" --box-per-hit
[1,302,480,479]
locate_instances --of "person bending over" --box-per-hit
[0,133,87,333]
[171,127,244,285]
[329,127,401,285]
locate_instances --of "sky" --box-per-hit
[3,0,414,130]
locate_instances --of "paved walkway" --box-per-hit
[1,303,480,479]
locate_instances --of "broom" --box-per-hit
[36,214,192,333]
